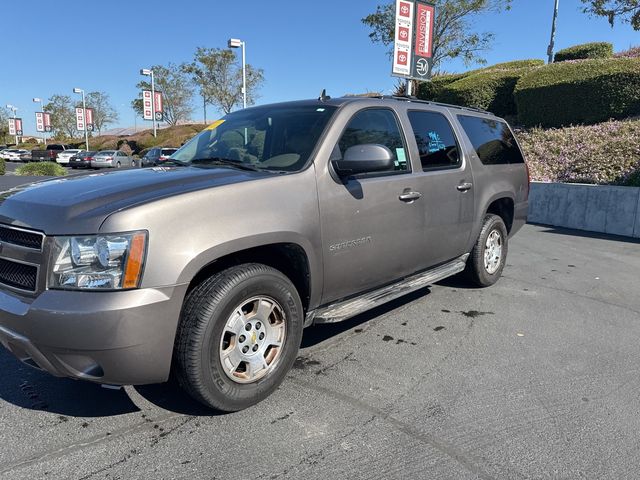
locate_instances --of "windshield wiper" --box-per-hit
[159,159,187,166]
[190,157,262,172]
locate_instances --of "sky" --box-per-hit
[0,0,637,136]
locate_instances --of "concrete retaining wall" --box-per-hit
[528,182,640,238]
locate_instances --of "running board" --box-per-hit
[307,254,469,325]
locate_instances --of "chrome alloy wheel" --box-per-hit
[484,229,503,275]
[219,296,286,384]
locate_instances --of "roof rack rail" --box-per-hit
[384,95,491,115]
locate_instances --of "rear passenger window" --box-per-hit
[337,109,409,173]
[457,115,524,165]
[408,111,461,170]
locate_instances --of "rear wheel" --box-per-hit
[174,264,303,412]
[115,161,121,168]
[465,214,508,287]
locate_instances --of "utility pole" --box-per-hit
[547,0,560,64]
[140,68,157,137]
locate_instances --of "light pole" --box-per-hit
[6,104,18,145]
[140,68,157,137]
[547,0,560,64]
[73,88,89,151]
[32,97,47,146]
[228,38,247,109]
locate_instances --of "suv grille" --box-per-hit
[0,225,44,250]
[0,258,37,292]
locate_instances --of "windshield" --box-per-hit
[171,104,338,172]
[98,151,115,155]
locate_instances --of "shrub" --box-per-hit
[554,42,613,62]
[482,59,546,71]
[615,46,640,58]
[435,67,533,116]
[416,73,468,101]
[514,58,640,128]
[0,158,5,175]
[515,119,640,185]
[15,162,66,177]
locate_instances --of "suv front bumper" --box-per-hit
[0,285,188,385]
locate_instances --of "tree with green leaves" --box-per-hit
[362,0,512,69]
[44,95,77,139]
[581,0,639,29]
[84,91,119,134]
[132,63,194,126]
[0,107,10,144]
[183,47,265,116]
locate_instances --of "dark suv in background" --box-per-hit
[141,147,178,167]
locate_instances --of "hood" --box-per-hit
[0,166,270,234]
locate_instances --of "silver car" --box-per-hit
[90,150,136,169]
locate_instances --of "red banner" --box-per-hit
[15,118,23,136]
[43,112,51,132]
[415,2,434,58]
[85,108,94,126]
[154,92,163,113]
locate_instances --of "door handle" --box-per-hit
[456,182,473,192]
[399,191,422,202]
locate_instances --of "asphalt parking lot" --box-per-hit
[1,171,640,479]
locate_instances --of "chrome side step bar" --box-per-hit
[307,254,469,325]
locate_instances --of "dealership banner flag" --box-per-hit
[142,90,153,120]
[85,108,94,131]
[8,118,16,136]
[35,112,45,132]
[153,92,163,121]
[392,0,435,81]
[43,112,52,132]
[75,107,86,131]
[15,118,23,136]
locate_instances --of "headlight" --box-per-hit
[49,231,147,290]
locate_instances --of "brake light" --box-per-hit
[86,157,93,161]
[106,157,113,161]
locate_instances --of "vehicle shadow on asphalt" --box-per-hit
[0,349,140,417]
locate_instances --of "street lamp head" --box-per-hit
[73,88,83,94]
[32,98,42,103]
[228,38,243,48]
[140,68,152,76]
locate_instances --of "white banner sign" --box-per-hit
[35,112,44,132]
[392,0,415,77]
[142,90,153,120]
[75,107,86,131]
[8,118,16,136]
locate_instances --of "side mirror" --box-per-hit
[332,144,395,176]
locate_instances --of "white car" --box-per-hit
[56,149,84,165]
[0,149,18,160]
[5,149,30,161]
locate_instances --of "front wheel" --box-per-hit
[465,214,508,287]
[173,264,304,412]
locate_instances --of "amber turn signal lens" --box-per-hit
[122,233,147,289]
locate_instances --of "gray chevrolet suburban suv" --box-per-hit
[0,96,528,411]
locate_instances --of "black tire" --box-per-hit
[173,263,304,412]
[465,214,508,287]
[115,161,121,168]
[131,160,137,168]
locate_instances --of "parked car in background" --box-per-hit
[56,149,84,166]
[31,144,71,162]
[141,147,178,167]
[90,150,136,169]
[68,151,97,169]
[5,149,30,162]
[19,151,32,162]
[0,149,18,160]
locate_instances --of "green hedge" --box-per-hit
[416,73,468,101]
[482,59,545,71]
[435,67,534,116]
[554,42,613,62]
[15,162,66,176]
[0,159,5,176]
[515,58,640,127]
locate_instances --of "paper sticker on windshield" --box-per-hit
[205,120,225,131]
[396,148,407,166]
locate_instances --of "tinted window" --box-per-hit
[173,105,337,172]
[337,109,408,173]
[408,111,461,170]
[457,115,524,165]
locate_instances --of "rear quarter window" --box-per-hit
[457,115,524,165]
